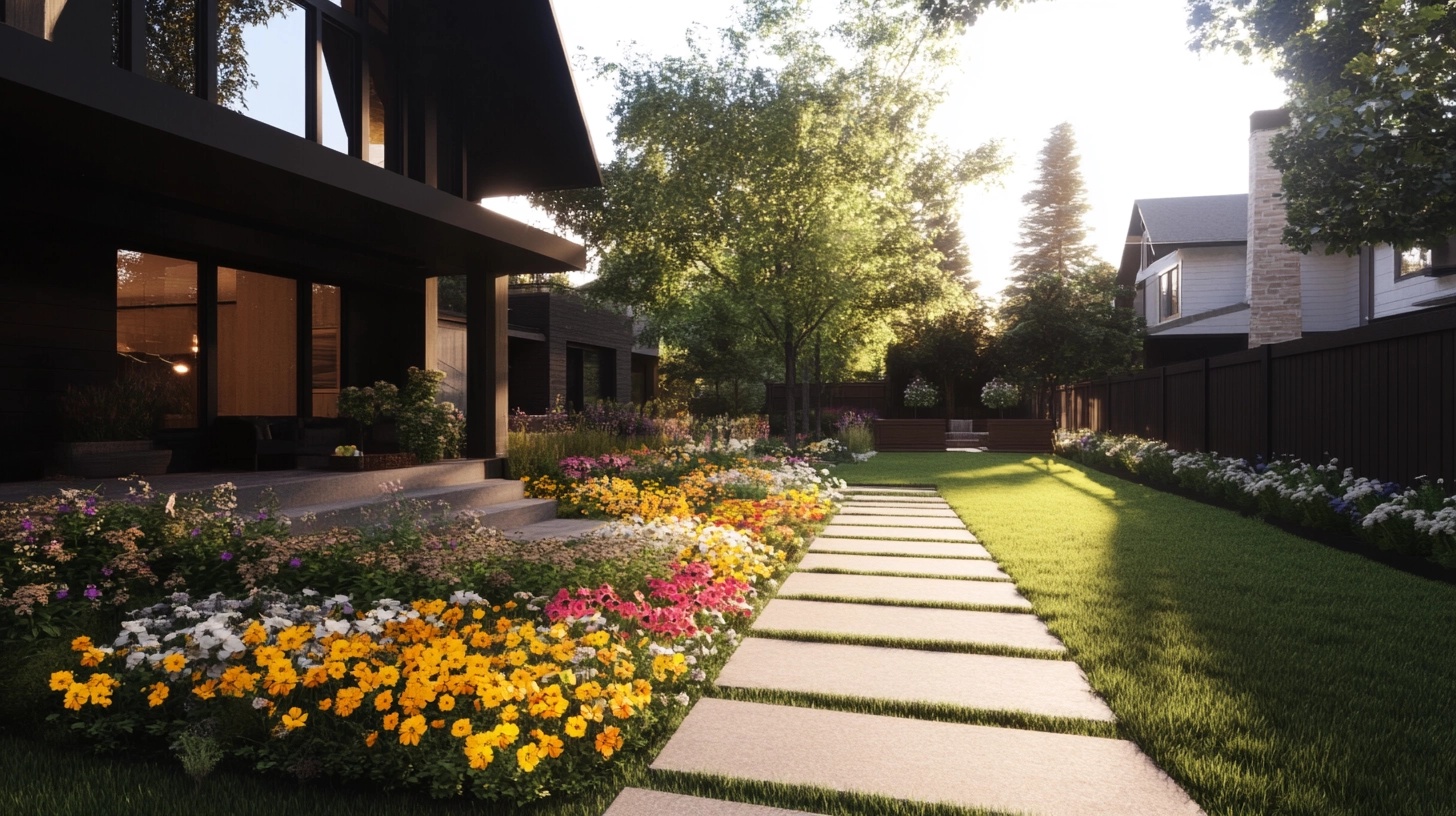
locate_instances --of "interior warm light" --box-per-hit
[172,362,191,375]
[191,334,199,353]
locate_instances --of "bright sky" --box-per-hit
[494,0,1289,300]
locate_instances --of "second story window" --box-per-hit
[1158,266,1180,322]
[221,1,308,137]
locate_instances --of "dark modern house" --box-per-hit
[0,0,599,481]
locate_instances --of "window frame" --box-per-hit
[1157,265,1181,323]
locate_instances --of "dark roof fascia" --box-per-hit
[0,25,586,276]
[453,1,603,198]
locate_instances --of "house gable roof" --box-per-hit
[1118,194,1248,288]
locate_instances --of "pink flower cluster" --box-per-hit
[544,561,752,637]
[560,453,636,481]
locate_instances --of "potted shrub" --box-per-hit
[335,368,465,469]
[55,371,178,477]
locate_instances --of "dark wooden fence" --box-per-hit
[765,381,889,415]
[1055,307,1456,486]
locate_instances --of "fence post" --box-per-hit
[1262,343,1275,462]
[1201,357,1211,453]
[1158,366,1167,440]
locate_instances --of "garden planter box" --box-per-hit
[329,452,418,471]
[55,440,172,478]
[986,419,1055,453]
[873,419,947,452]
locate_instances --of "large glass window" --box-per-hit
[219,0,306,136]
[1158,266,1181,322]
[218,267,297,415]
[116,251,199,428]
[311,284,341,417]
[320,19,357,154]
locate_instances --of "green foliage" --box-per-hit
[338,369,464,464]
[533,0,1007,446]
[838,424,875,454]
[901,376,940,409]
[1187,0,1456,253]
[980,378,1019,410]
[1008,122,1095,288]
[59,369,187,442]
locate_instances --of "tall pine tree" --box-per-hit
[1007,122,1093,290]
[996,122,1143,417]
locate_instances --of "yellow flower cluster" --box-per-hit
[51,597,666,779]
[566,477,693,522]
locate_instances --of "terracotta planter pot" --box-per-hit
[873,419,947,452]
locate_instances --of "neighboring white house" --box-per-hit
[1118,109,1456,366]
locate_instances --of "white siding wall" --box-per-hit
[1299,249,1360,331]
[1372,245,1456,318]
[1140,245,1248,335]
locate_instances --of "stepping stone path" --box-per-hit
[608,485,1208,816]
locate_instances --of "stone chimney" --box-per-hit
[1246,109,1303,348]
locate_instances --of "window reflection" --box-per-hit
[218,0,306,137]
[218,267,297,415]
[321,20,356,154]
[367,40,390,167]
[116,251,198,428]
[145,0,198,94]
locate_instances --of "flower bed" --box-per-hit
[1055,430,1456,568]
[10,445,839,805]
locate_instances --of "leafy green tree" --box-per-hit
[141,0,292,101]
[1187,0,1456,253]
[1008,122,1095,288]
[997,263,1143,417]
[534,0,1005,447]
[997,125,1142,415]
[886,286,992,418]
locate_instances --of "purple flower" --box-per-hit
[288,557,302,569]
[84,585,101,600]
[20,519,32,532]
[220,551,233,562]
[83,506,97,516]
[55,589,69,600]
[256,511,269,521]
[57,504,70,514]
[190,528,201,538]
[101,567,114,577]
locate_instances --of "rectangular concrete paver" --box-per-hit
[799,552,1008,580]
[821,524,976,542]
[837,495,948,503]
[836,505,958,517]
[810,537,991,559]
[716,638,1115,721]
[652,700,1205,816]
[778,571,1032,608]
[829,514,967,528]
[841,486,936,494]
[603,788,821,816]
[753,598,1064,651]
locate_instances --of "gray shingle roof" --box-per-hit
[1136,194,1247,246]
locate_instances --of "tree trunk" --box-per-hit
[784,332,798,450]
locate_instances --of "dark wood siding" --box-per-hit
[1056,307,1456,485]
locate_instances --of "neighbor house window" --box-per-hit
[1396,246,1432,280]
[1158,266,1180,322]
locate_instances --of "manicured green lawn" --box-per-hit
[841,453,1456,816]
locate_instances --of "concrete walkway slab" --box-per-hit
[821,524,976,542]
[810,537,991,559]
[799,553,1007,580]
[652,700,1205,816]
[835,504,958,517]
[753,599,1064,652]
[603,789,821,816]
[778,572,1032,608]
[837,495,948,504]
[716,638,1116,721]
[841,486,936,494]
[829,514,966,528]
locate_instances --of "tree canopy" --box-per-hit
[1187,0,1456,253]
[996,124,1142,415]
[534,0,1005,445]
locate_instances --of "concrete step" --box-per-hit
[503,518,608,542]
[283,481,549,533]
[233,459,495,509]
